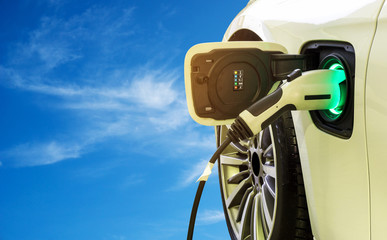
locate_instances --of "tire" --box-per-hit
[217,112,313,240]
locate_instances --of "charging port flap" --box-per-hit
[184,41,309,126]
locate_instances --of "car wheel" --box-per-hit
[217,112,313,240]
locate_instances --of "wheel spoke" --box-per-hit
[236,187,253,222]
[261,184,274,232]
[263,144,273,159]
[226,176,252,208]
[265,175,276,198]
[220,153,248,166]
[259,193,269,237]
[260,128,271,150]
[257,131,263,150]
[251,193,265,240]
[239,191,254,240]
[228,170,250,184]
[262,164,276,178]
[230,141,249,154]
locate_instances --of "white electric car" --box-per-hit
[192,0,387,239]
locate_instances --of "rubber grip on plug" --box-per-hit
[227,117,254,143]
[247,88,283,116]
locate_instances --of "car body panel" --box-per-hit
[222,0,385,239]
[365,2,387,239]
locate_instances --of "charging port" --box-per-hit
[302,41,355,139]
[320,56,347,121]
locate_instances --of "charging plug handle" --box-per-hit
[228,69,346,142]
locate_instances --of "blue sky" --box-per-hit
[0,0,246,239]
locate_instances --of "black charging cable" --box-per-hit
[187,137,232,240]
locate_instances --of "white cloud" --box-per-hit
[1,65,181,112]
[0,4,213,168]
[4,141,82,167]
[0,66,195,167]
[198,210,225,225]
[64,101,129,111]
[85,115,134,141]
[130,73,178,110]
[180,131,215,149]
[12,6,136,71]
[1,71,198,168]
[19,17,81,70]
[109,235,127,240]
[149,99,190,131]
[119,174,145,189]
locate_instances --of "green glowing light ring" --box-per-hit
[321,58,347,121]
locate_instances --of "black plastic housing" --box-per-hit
[190,48,308,120]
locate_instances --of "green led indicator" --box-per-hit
[321,59,348,121]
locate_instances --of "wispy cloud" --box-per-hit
[0,4,213,168]
[3,141,82,167]
[149,99,190,131]
[1,66,181,112]
[107,235,127,240]
[130,73,178,110]
[179,131,215,149]
[0,68,191,167]
[10,6,136,71]
[198,209,225,225]
[118,174,145,189]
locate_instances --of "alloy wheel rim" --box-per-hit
[219,125,278,240]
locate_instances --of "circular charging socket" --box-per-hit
[318,55,349,122]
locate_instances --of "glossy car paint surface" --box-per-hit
[365,2,387,239]
[222,0,385,239]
